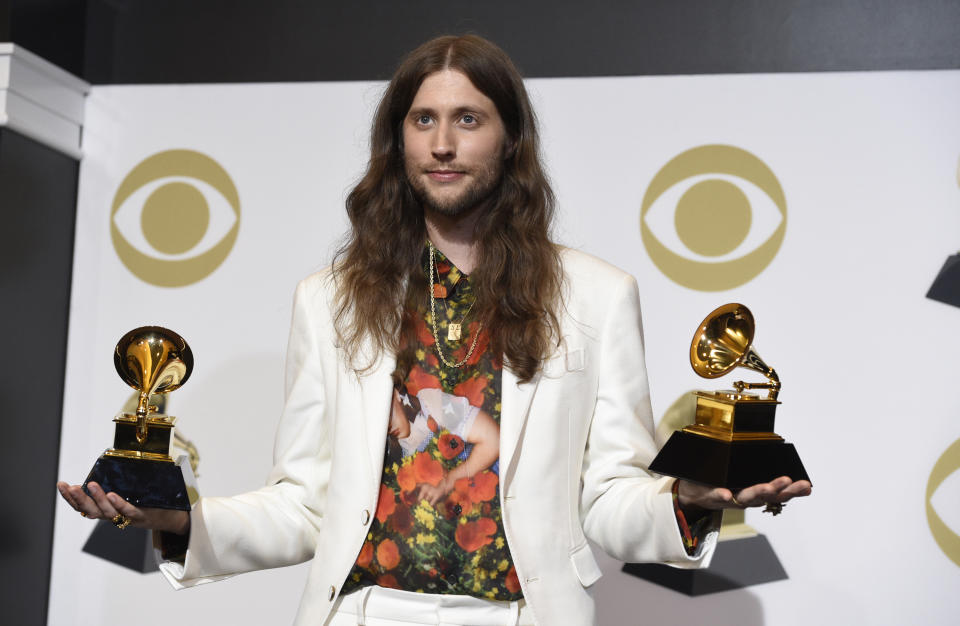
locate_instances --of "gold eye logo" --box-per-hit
[640,145,786,291]
[110,149,240,287]
[926,437,960,567]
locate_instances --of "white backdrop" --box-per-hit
[50,70,960,625]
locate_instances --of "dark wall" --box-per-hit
[5,0,960,85]
[0,128,78,626]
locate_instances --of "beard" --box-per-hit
[405,158,504,217]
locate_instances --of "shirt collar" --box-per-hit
[424,242,469,299]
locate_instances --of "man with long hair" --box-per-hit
[59,34,810,625]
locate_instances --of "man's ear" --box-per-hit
[504,139,517,160]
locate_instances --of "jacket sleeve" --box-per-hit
[160,277,333,588]
[578,272,716,568]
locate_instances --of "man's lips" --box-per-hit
[427,170,465,182]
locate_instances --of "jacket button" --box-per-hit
[361,509,370,525]
[328,585,336,601]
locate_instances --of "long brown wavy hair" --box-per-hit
[332,34,562,383]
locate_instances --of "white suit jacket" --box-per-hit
[160,248,716,625]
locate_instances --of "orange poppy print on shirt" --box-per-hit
[455,517,497,552]
[438,433,465,459]
[415,316,435,347]
[447,480,474,515]
[377,573,400,589]
[452,376,487,408]
[505,566,521,593]
[396,462,416,493]
[412,451,443,486]
[377,538,401,570]
[467,471,498,503]
[356,541,373,568]
[453,322,490,366]
[375,484,396,523]
[406,364,441,396]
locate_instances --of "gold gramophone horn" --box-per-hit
[114,326,193,444]
[690,303,780,400]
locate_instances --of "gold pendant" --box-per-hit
[447,323,462,341]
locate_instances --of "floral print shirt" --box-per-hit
[341,246,522,600]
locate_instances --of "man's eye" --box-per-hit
[417,115,432,125]
[461,114,476,124]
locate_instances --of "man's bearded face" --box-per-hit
[402,70,509,216]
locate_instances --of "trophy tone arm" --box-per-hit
[732,377,781,401]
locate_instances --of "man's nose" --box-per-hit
[431,123,455,160]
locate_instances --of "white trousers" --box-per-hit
[327,586,534,626]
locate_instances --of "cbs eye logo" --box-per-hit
[927,436,960,567]
[640,144,786,291]
[110,149,240,287]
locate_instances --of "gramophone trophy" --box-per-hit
[649,303,809,494]
[83,326,194,510]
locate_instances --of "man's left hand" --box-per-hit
[677,476,812,513]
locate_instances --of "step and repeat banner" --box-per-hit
[50,70,960,625]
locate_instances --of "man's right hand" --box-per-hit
[676,475,811,514]
[57,481,190,535]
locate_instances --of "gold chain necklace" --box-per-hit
[428,242,482,368]
[439,276,476,341]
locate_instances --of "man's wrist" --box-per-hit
[168,510,191,536]
[674,479,709,516]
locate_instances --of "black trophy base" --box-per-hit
[84,454,190,510]
[927,253,960,308]
[649,431,809,490]
[83,520,159,573]
[622,534,787,595]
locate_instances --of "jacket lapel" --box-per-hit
[358,350,396,493]
[498,366,541,488]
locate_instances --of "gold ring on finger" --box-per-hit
[111,513,132,530]
[730,493,745,508]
